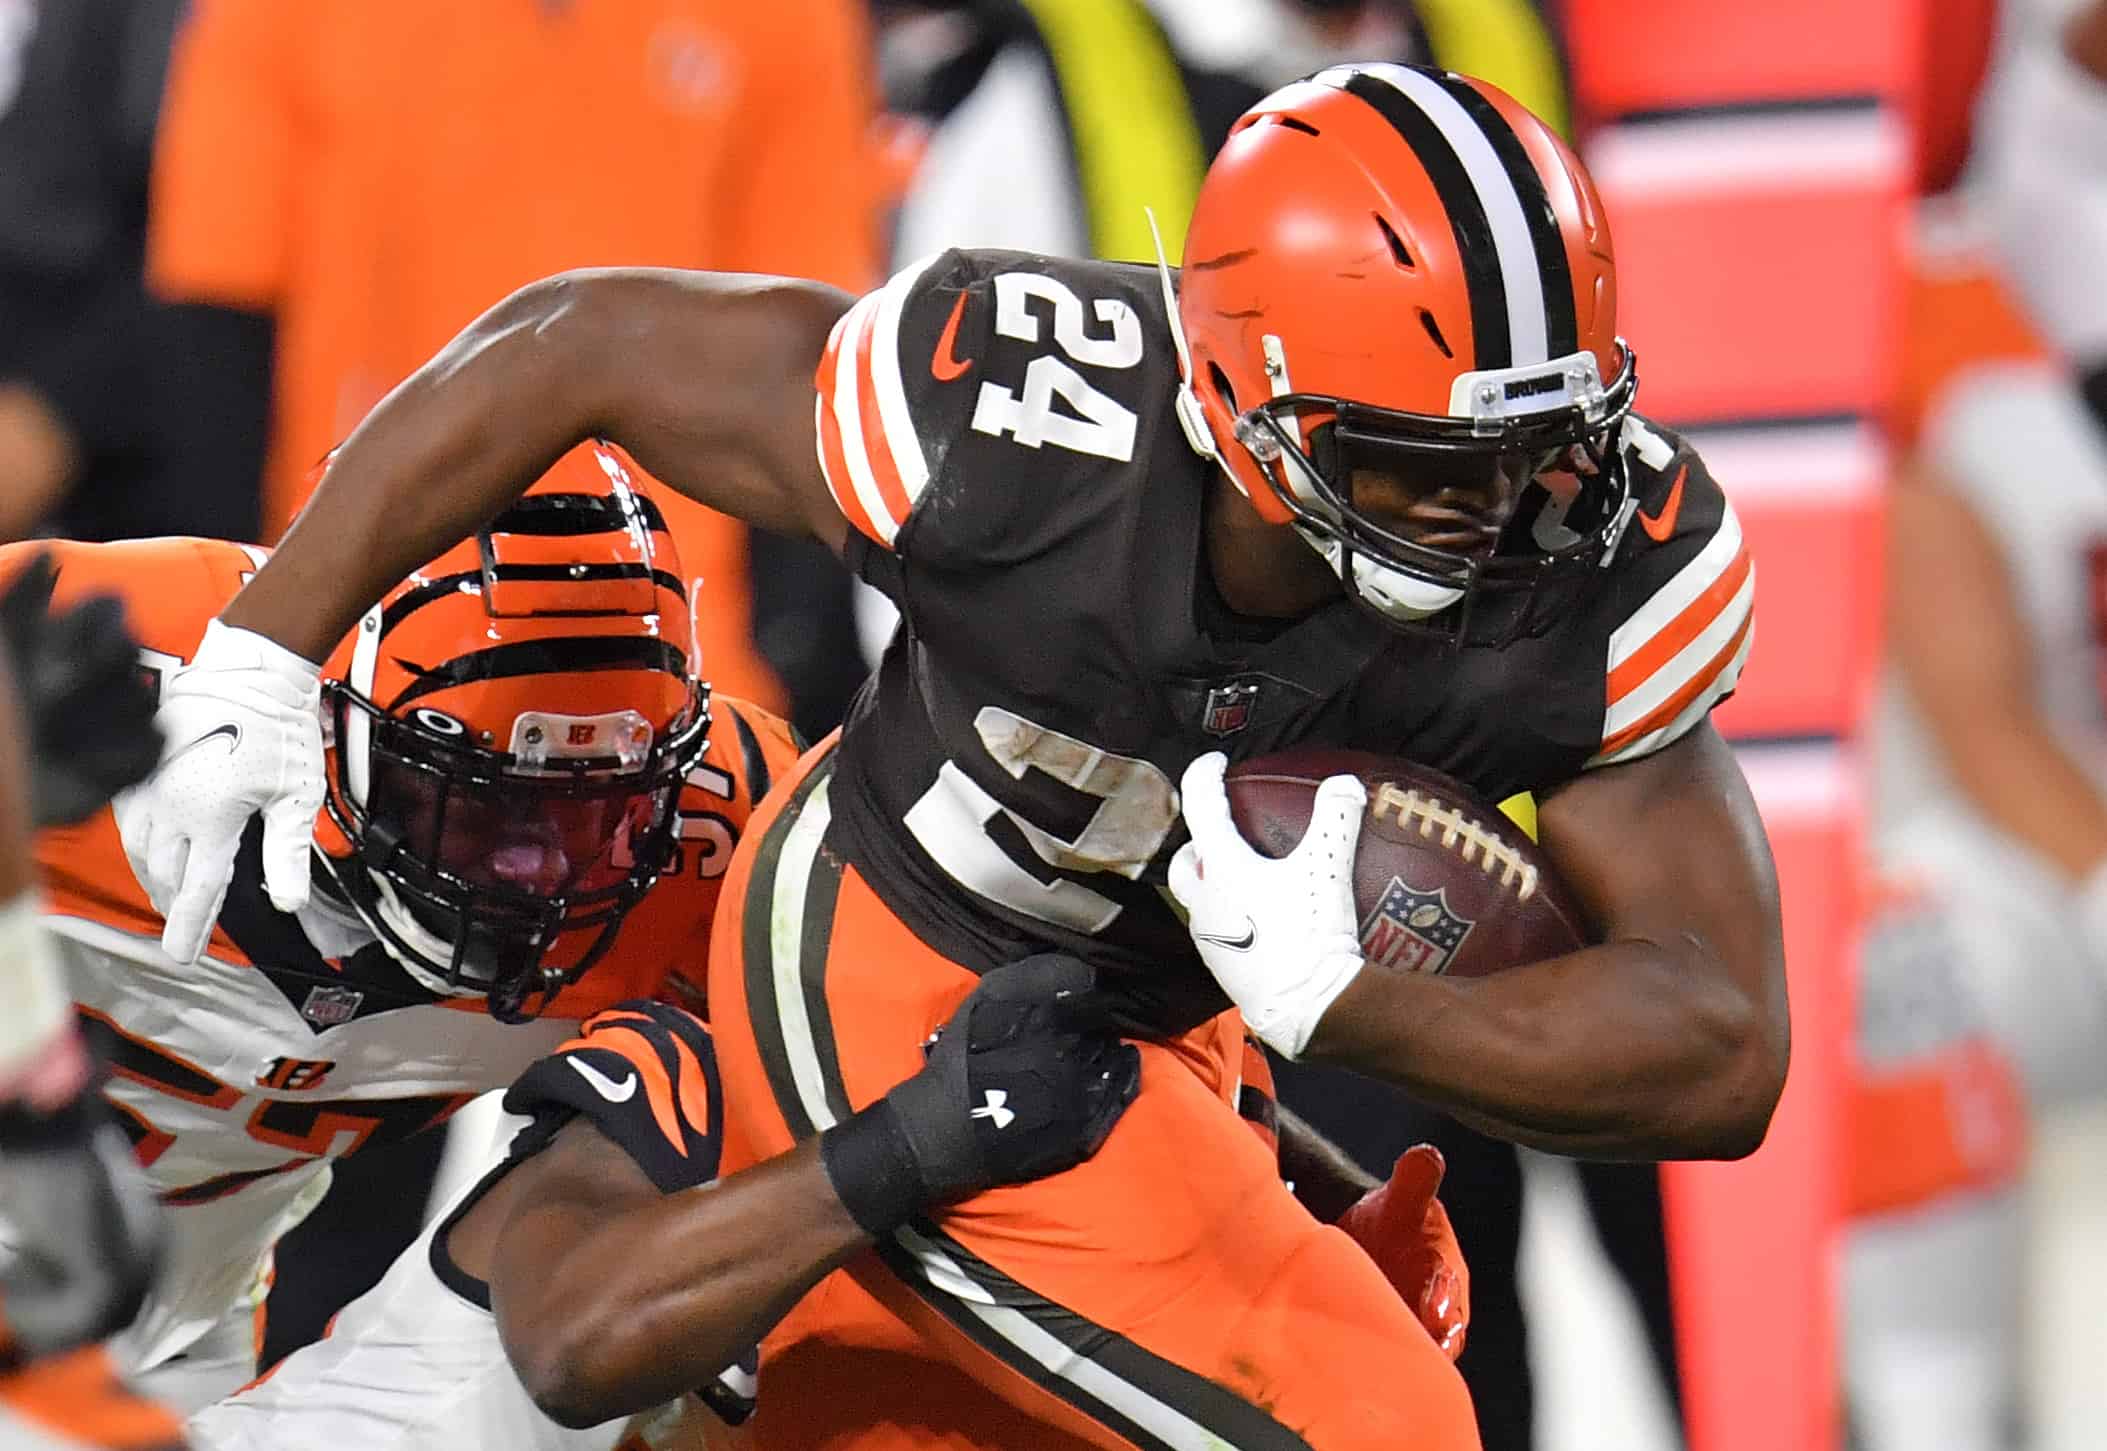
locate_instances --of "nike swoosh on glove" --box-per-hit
[1167,751,1366,1058]
[114,619,325,962]
[1335,1144,1470,1361]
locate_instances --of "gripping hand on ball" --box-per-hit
[1168,752,1366,1058]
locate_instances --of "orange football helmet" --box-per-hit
[1174,64,1637,622]
[315,442,709,1020]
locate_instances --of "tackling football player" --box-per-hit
[188,963,1140,1450]
[122,64,1786,1449]
[17,443,815,1411]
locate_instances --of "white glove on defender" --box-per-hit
[115,619,325,962]
[1167,752,1367,1058]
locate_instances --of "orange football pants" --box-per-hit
[709,742,1479,1451]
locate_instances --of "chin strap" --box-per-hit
[1147,207,1218,462]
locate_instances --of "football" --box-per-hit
[1223,749,1591,979]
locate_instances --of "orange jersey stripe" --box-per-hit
[1605,544,1752,708]
[814,345,883,546]
[673,1028,711,1138]
[585,1024,688,1159]
[852,298,915,529]
[1599,608,1754,757]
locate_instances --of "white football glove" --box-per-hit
[1167,752,1366,1058]
[114,619,325,962]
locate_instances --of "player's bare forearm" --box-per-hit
[483,1123,867,1429]
[1941,710,2107,880]
[1311,937,1774,1158]
[223,268,854,662]
[1306,725,1789,1160]
[1275,1104,1378,1222]
[1888,470,2107,879]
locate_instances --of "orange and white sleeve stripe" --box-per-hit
[1590,500,1755,767]
[812,254,942,550]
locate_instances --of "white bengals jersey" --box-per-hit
[188,1004,750,1451]
[1870,360,2107,860]
[10,537,799,1402]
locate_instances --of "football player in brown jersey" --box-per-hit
[123,64,1785,1451]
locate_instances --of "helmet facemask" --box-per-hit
[311,440,710,1023]
[1229,343,1639,636]
[321,682,710,1022]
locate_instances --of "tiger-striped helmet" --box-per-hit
[315,442,708,1020]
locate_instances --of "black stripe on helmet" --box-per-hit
[728,703,772,804]
[1340,69,1511,369]
[487,490,672,538]
[1429,72,1580,360]
[378,565,686,639]
[386,636,689,711]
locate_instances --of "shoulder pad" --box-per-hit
[814,250,979,551]
[814,249,1169,565]
[503,999,721,1192]
[1591,420,1755,767]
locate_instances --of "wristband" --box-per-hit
[817,1100,927,1239]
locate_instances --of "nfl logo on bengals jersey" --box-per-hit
[300,985,365,1027]
[1359,877,1474,975]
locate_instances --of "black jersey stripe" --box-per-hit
[1340,69,1511,369]
[795,816,854,1129]
[863,1234,1173,1450]
[739,748,840,1142]
[385,636,688,710]
[728,703,772,804]
[868,1218,1318,1449]
[1430,72,1579,360]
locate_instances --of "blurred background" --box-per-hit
[5,2,2107,1449]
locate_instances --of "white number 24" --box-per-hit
[969,273,1142,462]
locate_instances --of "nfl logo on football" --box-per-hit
[1359,876,1474,975]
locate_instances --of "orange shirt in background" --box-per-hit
[147,0,881,712]
[1890,206,2053,452]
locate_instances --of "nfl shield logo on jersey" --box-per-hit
[1359,877,1474,975]
[1201,680,1260,737]
[300,984,365,1028]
